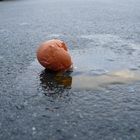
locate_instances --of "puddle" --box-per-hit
[16,62,140,94]
[16,34,140,94]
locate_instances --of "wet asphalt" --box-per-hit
[0,0,140,139]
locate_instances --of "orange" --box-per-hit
[37,39,72,71]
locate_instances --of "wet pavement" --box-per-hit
[0,0,140,139]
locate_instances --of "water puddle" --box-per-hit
[16,34,140,94]
[16,59,140,96]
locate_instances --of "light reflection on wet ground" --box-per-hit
[40,69,72,95]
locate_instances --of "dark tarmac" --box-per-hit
[0,0,140,139]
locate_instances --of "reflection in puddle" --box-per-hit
[40,69,72,96]
[39,67,140,92]
[72,69,140,90]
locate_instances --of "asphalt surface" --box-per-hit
[1,0,140,140]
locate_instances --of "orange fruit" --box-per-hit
[37,39,72,71]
